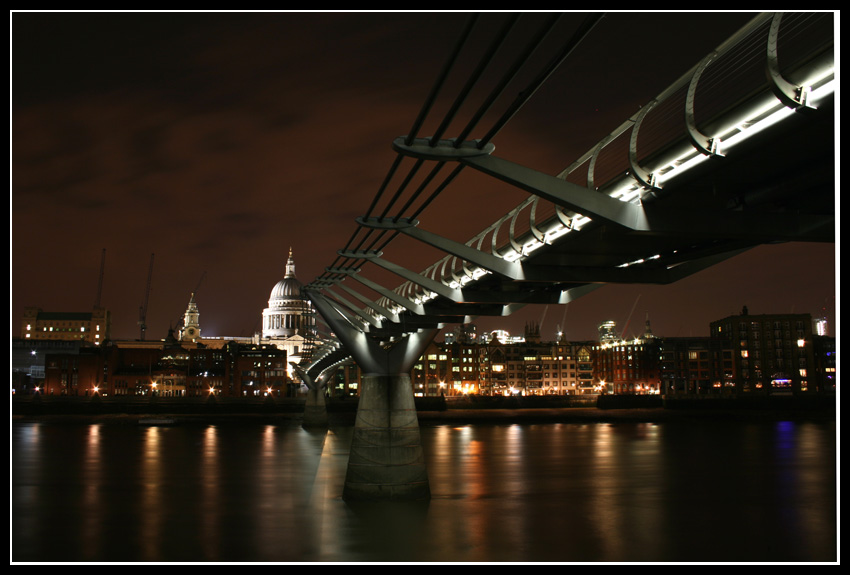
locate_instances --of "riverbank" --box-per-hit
[12,398,836,426]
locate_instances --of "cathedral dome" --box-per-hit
[270,276,302,301]
[262,248,315,339]
[268,249,302,304]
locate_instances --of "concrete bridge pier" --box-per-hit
[292,364,329,429]
[306,289,437,501]
[344,371,430,501]
[303,386,329,428]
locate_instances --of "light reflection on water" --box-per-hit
[12,420,836,563]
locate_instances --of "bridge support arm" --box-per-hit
[463,153,832,242]
[325,267,425,316]
[357,216,524,280]
[340,250,464,303]
[323,286,383,329]
[306,290,385,374]
[334,280,400,323]
[461,153,648,230]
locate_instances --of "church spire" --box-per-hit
[285,247,296,278]
[180,292,201,342]
[643,312,656,339]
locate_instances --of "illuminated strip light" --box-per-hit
[617,254,661,268]
[607,181,644,203]
[656,76,834,187]
[654,150,712,187]
[449,274,477,289]
[807,77,835,107]
[413,291,439,305]
[493,212,592,268]
[619,187,644,203]
[523,239,544,255]
[573,215,591,229]
[722,106,796,150]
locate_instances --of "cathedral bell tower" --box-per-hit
[179,293,201,343]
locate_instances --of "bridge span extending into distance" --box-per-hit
[294,12,834,501]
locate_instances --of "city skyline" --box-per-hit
[12,12,837,343]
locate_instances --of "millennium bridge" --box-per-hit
[293,12,834,500]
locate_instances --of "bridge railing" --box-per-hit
[379,12,834,312]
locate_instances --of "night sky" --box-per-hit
[11,11,837,343]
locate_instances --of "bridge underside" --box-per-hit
[299,12,834,502]
[459,95,834,309]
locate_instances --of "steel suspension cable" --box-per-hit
[392,161,447,221]
[409,163,468,220]
[333,15,478,283]
[428,14,520,146]
[455,13,561,146]
[378,159,426,220]
[317,14,598,291]
[405,14,479,146]
[363,153,406,220]
[477,12,604,149]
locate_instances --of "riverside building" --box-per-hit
[709,307,821,394]
[20,307,111,345]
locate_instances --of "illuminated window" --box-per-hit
[741,350,748,358]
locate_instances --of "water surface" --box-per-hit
[12,419,836,562]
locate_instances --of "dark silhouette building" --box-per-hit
[709,307,820,394]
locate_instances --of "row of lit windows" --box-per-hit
[25,333,100,341]
[738,320,805,331]
[25,323,101,331]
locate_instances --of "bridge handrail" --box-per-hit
[378,12,834,312]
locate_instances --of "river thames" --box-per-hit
[12,416,836,563]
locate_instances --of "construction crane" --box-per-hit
[138,253,154,341]
[94,248,106,308]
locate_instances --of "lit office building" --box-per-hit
[593,317,662,395]
[20,307,111,345]
[709,307,817,394]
